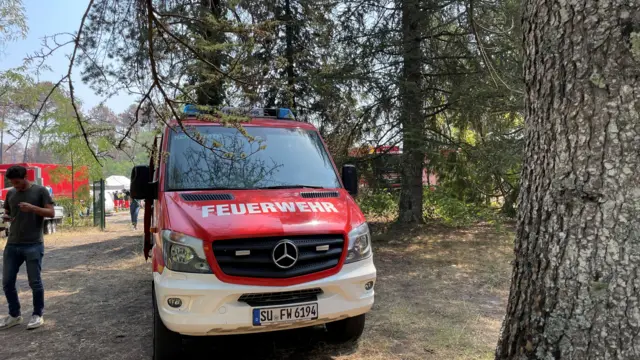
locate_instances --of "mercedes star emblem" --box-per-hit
[272,240,299,269]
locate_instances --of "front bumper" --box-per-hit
[154,257,376,336]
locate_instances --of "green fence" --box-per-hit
[93,180,105,230]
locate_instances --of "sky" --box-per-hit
[1,0,135,113]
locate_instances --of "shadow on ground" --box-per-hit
[182,328,359,360]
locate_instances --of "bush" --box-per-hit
[63,216,93,228]
[356,189,399,219]
[356,186,504,227]
[54,197,94,228]
[423,187,501,227]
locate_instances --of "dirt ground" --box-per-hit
[0,213,514,360]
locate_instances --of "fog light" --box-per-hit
[167,297,182,308]
[364,281,374,291]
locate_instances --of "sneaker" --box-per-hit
[0,315,23,330]
[26,315,44,330]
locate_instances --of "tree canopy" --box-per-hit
[1,0,524,223]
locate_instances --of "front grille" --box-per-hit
[238,288,323,307]
[212,235,344,278]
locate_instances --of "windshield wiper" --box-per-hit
[257,185,325,189]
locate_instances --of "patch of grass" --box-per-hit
[356,223,513,360]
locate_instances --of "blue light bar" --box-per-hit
[278,108,295,120]
[181,104,296,120]
[182,104,201,115]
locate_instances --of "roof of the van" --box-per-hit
[167,117,319,130]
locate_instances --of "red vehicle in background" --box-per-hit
[0,163,90,235]
[348,145,437,189]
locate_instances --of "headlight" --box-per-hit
[162,230,212,273]
[345,223,372,264]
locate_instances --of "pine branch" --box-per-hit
[148,5,247,85]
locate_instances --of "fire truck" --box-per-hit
[131,106,376,359]
[0,163,90,235]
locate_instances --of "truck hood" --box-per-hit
[162,189,365,241]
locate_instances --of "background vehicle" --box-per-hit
[131,106,377,360]
[348,145,437,189]
[0,163,89,235]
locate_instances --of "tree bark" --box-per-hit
[23,127,30,162]
[0,111,4,164]
[195,0,225,106]
[34,118,50,162]
[284,0,297,110]
[496,0,640,359]
[397,0,425,223]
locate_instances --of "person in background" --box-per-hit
[0,165,54,330]
[124,190,130,209]
[111,191,117,212]
[45,186,53,199]
[129,191,140,230]
[114,191,120,211]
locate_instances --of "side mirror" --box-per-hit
[342,164,358,197]
[130,165,158,200]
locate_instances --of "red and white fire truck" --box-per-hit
[131,106,377,359]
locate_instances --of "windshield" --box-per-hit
[165,126,341,190]
[373,153,402,173]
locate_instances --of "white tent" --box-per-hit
[105,175,131,191]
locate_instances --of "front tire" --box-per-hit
[325,314,366,344]
[152,282,182,360]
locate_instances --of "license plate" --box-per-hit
[252,303,318,326]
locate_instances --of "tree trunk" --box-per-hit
[195,0,225,106]
[496,1,640,358]
[0,111,4,164]
[397,0,425,223]
[23,127,31,162]
[71,153,75,227]
[35,120,48,162]
[284,0,297,110]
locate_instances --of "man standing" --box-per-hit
[129,191,140,230]
[0,165,54,330]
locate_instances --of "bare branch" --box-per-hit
[67,0,101,164]
[116,83,156,150]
